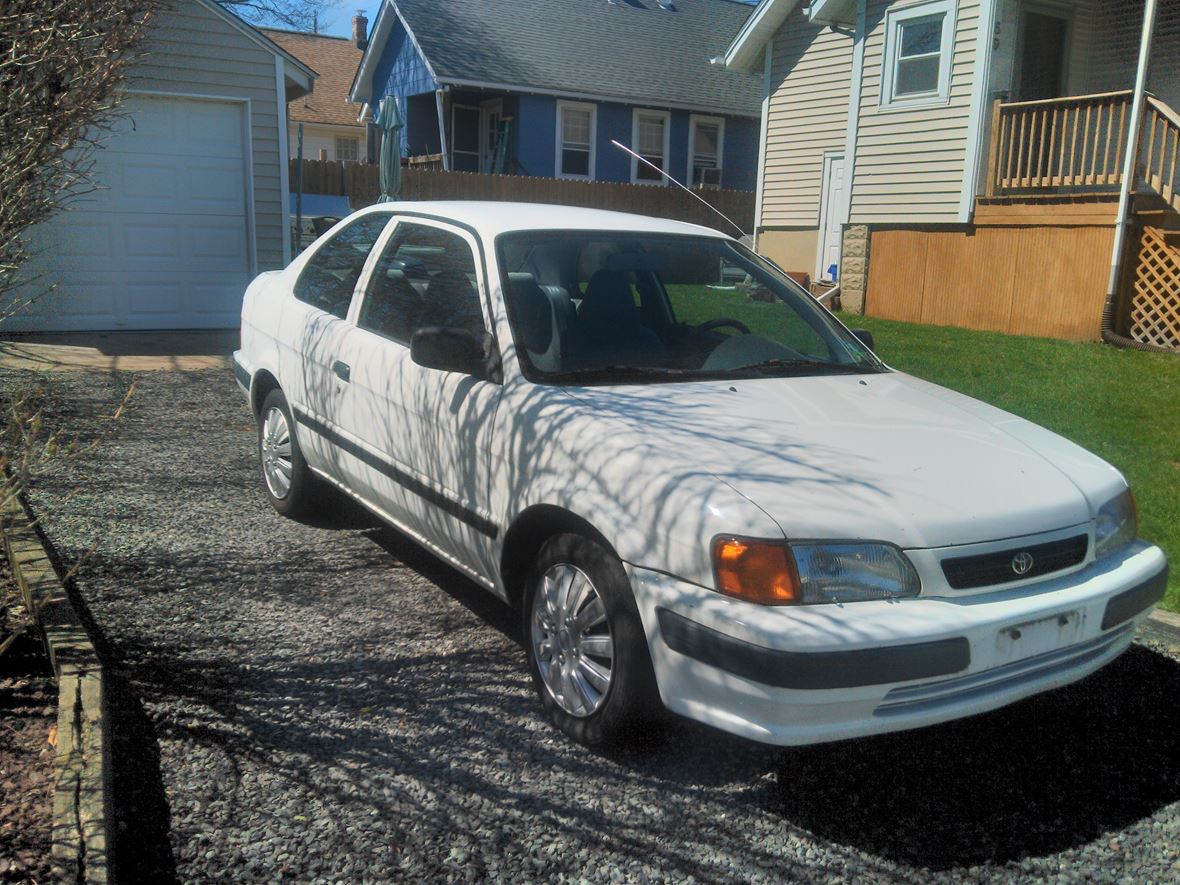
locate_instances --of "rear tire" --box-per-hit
[257,389,317,518]
[523,533,662,747]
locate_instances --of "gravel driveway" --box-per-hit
[10,366,1180,884]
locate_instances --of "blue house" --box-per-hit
[349,0,763,191]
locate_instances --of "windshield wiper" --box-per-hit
[740,358,870,375]
[541,364,692,384]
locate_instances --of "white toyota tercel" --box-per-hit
[235,202,1168,747]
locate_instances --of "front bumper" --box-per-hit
[627,541,1167,746]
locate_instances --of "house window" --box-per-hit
[335,136,360,162]
[881,0,956,109]
[688,115,724,188]
[631,109,670,184]
[556,101,596,179]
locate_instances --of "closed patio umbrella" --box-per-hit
[376,97,404,202]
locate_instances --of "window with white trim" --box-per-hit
[556,101,596,179]
[880,0,956,109]
[631,109,670,184]
[335,136,360,162]
[688,115,724,188]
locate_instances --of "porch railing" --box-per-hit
[985,90,1134,196]
[1142,96,1180,212]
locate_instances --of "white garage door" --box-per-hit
[11,94,252,331]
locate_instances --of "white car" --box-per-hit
[234,201,1168,747]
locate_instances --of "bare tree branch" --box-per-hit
[217,0,342,32]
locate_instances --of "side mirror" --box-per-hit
[851,328,875,351]
[410,327,487,377]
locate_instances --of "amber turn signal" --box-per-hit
[712,537,800,605]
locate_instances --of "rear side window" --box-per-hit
[358,222,486,344]
[293,214,390,318]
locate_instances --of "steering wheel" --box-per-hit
[695,317,751,336]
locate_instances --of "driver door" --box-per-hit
[333,218,503,581]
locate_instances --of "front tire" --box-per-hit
[257,389,316,518]
[524,533,662,746]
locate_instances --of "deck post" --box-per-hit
[1106,0,1159,301]
[984,99,1002,198]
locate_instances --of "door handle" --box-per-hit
[332,360,351,382]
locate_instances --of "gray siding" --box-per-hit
[130,0,286,271]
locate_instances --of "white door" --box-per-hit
[335,217,503,580]
[9,93,251,331]
[816,153,846,283]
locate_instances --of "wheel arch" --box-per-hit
[500,505,620,611]
[250,369,282,418]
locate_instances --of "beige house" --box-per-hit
[8,0,314,331]
[263,21,370,164]
[723,0,1180,348]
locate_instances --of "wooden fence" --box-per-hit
[289,158,755,236]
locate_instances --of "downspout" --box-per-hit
[1102,0,1162,351]
[435,88,451,172]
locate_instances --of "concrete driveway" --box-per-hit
[0,331,236,372]
[7,363,1180,884]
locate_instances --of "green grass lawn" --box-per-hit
[835,313,1180,611]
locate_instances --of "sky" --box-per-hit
[323,1,383,38]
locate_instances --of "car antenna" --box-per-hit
[609,139,748,240]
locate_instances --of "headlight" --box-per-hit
[1095,489,1138,558]
[712,537,921,605]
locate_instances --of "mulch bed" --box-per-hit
[0,560,55,884]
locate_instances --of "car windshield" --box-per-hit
[497,231,883,384]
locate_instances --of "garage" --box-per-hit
[3,0,314,333]
[15,94,251,332]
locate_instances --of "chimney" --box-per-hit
[353,10,368,50]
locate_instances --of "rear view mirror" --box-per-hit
[410,327,487,377]
[851,329,875,351]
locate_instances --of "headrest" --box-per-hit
[580,269,638,330]
[507,272,552,352]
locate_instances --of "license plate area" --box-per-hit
[994,610,1084,666]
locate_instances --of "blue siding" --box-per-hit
[362,18,759,184]
[722,116,759,191]
[370,19,437,153]
[593,102,632,182]
[515,94,556,178]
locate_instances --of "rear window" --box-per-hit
[293,214,391,318]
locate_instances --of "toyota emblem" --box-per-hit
[1011,551,1035,575]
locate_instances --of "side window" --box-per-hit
[293,214,390,319]
[358,222,486,344]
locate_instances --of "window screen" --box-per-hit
[560,106,592,177]
[894,14,945,97]
[635,113,667,181]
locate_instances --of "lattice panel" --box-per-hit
[1129,225,1180,350]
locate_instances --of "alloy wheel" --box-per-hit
[530,563,615,717]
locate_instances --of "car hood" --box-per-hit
[564,372,1125,550]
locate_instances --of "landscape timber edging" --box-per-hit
[2,489,110,884]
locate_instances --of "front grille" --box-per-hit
[940,534,1088,590]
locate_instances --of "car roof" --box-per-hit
[352,201,733,241]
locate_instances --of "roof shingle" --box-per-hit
[394,0,762,117]
[261,28,366,128]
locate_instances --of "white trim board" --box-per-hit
[687,114,725,187]
[274,57,293,265]
[554,100,597,180]
[630,108,672,185]
[839,0,868,227]
[960,0,1000,221]
[753,42,772,242]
